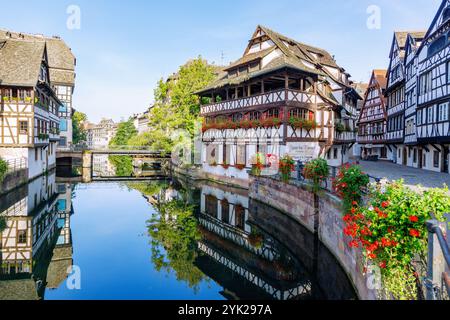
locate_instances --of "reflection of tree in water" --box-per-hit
[109,155,133,177]
[147,199,207,293]
[126,180,207,292]
[0,215,6,233]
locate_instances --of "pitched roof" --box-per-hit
[373,69,388,89]
[0,39,45,87]
[199,25,348,93]
[0,30,76,85]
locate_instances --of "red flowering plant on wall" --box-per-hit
[343,180,450,300]
[260,117,282,128]
[278,155,295,183]
[333,164,370,212]
[302,158,329,192]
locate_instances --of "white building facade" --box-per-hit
[0,39,62,180]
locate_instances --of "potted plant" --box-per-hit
[250,153,265,176]
[221,162,230,169]
[279,155,295,183]
[302,158,329,192]
[235,164,246,170]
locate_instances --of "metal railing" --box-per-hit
[426,216,450,300]
[292,161,381,194]
[5,157,27,174]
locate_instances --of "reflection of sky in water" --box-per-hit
[45,183,224,300]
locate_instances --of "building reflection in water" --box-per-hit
[0,172,74,300]
[196,183,317,300]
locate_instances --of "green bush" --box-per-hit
[0,158,7,182]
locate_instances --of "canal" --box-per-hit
[0,159,357,300]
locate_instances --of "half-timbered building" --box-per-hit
[415,0,450,173]
[0,31,77,151]
[357,70,388,160]
[197,26,361,184]
[385,31,426,165]
[0,38,62,179]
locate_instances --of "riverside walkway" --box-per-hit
[358,160,450,191]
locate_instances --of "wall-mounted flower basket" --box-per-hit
[234,164,246,170]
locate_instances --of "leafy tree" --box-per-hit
[0,157,7,182]
[109,119,137,148]
[109,155,133,177]
[147,199,207,291]
[130,57,218,153]
[72,111,87,144]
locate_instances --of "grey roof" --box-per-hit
[0,39,45,87]
[0,30,76,85]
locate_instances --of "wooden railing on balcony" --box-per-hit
[334,131,357,142]
[200,89,320,115]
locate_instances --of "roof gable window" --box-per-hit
[442,6,450,24]
[428,35,447,57]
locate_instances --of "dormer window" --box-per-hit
[428,35,446,57]
[443,6,450,24]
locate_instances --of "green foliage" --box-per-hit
[302,158,329,192]
[147,199,206,291]
[73,111,87,144]
[343,180,450,300]
[333,164,370,212]
[109,119,137,148]
[279,155,295,183]
[133,57,217,153]
[109,155,133,177]
[0,157,7,182]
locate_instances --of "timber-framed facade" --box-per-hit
[357,70,388,160]
[197,26,361,183]
[0,38,62,179]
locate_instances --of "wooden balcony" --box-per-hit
[357,134,386,144]
[200,89,322,115]
[334,131,357,143]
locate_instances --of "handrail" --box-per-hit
[5,157,27,173]
[426,218,450,300]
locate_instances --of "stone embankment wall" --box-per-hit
[249,175,378,300]
[0,168,28,196]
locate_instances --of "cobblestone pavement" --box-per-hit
[357,160,450,191]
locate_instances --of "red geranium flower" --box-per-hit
[379,261,387,269]
[409,216,419,223]
[409,229,420,238]
[381,201,390,208]
[368,253,377,260]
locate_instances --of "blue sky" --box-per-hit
[0,0,443,123]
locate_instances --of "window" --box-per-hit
[428,36,446,57]
[413,149,418,163]
[235,205,245,230]
[266,108,279,118]
[19,121,28,134]
[434,151,440,168]
[59,137,67,147]
[232,113,243,122]
[447,61,450,84]
[428,106,434,123]
[289,108,314,120]
[221,200,230,224]
[333,148,338,159]
[438,103,449,122]
[417,110,422,125]
[18,230,27,244]
[236,145,246,166]
[60,119,68,132]
[249,111,260,121]
[205,195,218,218]
[35,148,39,161]
[419,71,432,95]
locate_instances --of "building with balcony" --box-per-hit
[197,25,362,184]
[385,31,426,165]
[415,0,450,173]
[357,70,388,160]
[0,30,77,151]
[91,118,117,149]
[132,109,151,135]
[0,38,62,179]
